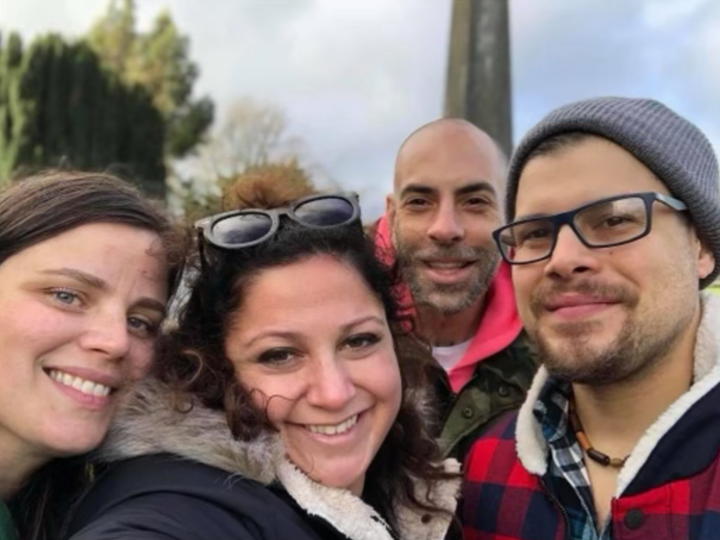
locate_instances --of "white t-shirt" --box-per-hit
[432,339,472,373]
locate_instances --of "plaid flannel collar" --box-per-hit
[532,378,610,540]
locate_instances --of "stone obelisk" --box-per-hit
[445,0,513,157]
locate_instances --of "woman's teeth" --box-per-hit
[306,414,359,436]
[48,369,112,397]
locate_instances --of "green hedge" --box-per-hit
[0,32,165,194]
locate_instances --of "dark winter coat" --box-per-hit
[65,378,461,540]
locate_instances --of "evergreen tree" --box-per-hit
[88,0,214,159]
[0,32,166,194]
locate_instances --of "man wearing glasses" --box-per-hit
[462,97,720,540]
[376,119,537,460]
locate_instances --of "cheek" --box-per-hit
[363,352,402,412]
[0,301,76,360]
[511,267,537,316]
[125,343,155,381]
[394,217,427,244]
[239,371,300,426]
[463,214,501,239]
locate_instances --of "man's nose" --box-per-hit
[427,203,464,244]
[543,225,600,279]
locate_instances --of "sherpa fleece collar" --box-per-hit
[97,378,460,540]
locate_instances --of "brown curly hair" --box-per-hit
[154,198,457,532]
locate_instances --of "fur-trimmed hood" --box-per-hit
[96,378,460,540]
[516,292,720,495]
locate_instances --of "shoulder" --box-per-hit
[461,412,551,538]
[478,331,538,381]
[463,411,519,480]
[66,454,318,540]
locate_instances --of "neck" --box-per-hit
[0,432,47,500]
[572,312,700,459]
[418,295,485,346]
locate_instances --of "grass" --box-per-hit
[711,282,720,295]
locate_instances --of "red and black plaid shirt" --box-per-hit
[462,380,720,540]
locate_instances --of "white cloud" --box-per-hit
[510,0,719,157]
[134,0,452,218]
[642,0,708,29]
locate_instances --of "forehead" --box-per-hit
[5,222,167,280]
[514,137,671,218]
[241,256,382,314]
[395,125,503,195]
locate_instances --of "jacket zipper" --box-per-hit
[540,478,571,540]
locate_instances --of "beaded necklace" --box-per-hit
[568,398,629,468]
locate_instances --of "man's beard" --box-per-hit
[527,280,695,385]
[395,240,500,316]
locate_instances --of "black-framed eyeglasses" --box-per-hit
[195,192,361,252]
[493,192,688,265]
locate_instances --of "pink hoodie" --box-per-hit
[375,215,522,392]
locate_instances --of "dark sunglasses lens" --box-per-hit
[294,197,355,227]
[211,213,273,245]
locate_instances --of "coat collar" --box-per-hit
[97,379,460,540]
[516,292,720,496]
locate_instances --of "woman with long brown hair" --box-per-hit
[66,192,460,540]
[0,170,182,540]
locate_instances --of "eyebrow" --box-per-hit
[513,212,554,222]
[41,268,108,290]
[399,181,497,199]
[339,314,386,332]
[242,314,387,349]
[40,267,166,315]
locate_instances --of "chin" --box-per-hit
[305,461,368,493]
[41,425,108,457]
[312,472,364,493]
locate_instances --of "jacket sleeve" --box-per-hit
[67,492,270,540]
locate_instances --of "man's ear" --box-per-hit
[698,243,715,282]
[386,194,396,229]
[692,228,715,281]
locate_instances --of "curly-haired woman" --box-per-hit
[66,193,460,540]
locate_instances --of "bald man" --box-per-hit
[376,119,537,459]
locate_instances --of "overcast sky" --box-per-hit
[1,0,718,218]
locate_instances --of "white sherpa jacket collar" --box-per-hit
[515,292,720,496]
[97,379,460,540]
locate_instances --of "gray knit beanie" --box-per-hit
[506,96,720,288]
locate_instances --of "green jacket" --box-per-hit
[0,500,17,540]
[436,332,537,460]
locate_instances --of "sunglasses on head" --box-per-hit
[195,192,361,252]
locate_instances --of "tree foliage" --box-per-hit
[88,0,214,158]
[0,32,165,193]
[172,97,318,218]
[187,97,301,181]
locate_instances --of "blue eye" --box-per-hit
[49,288,81,306]
[128,316,159,338]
